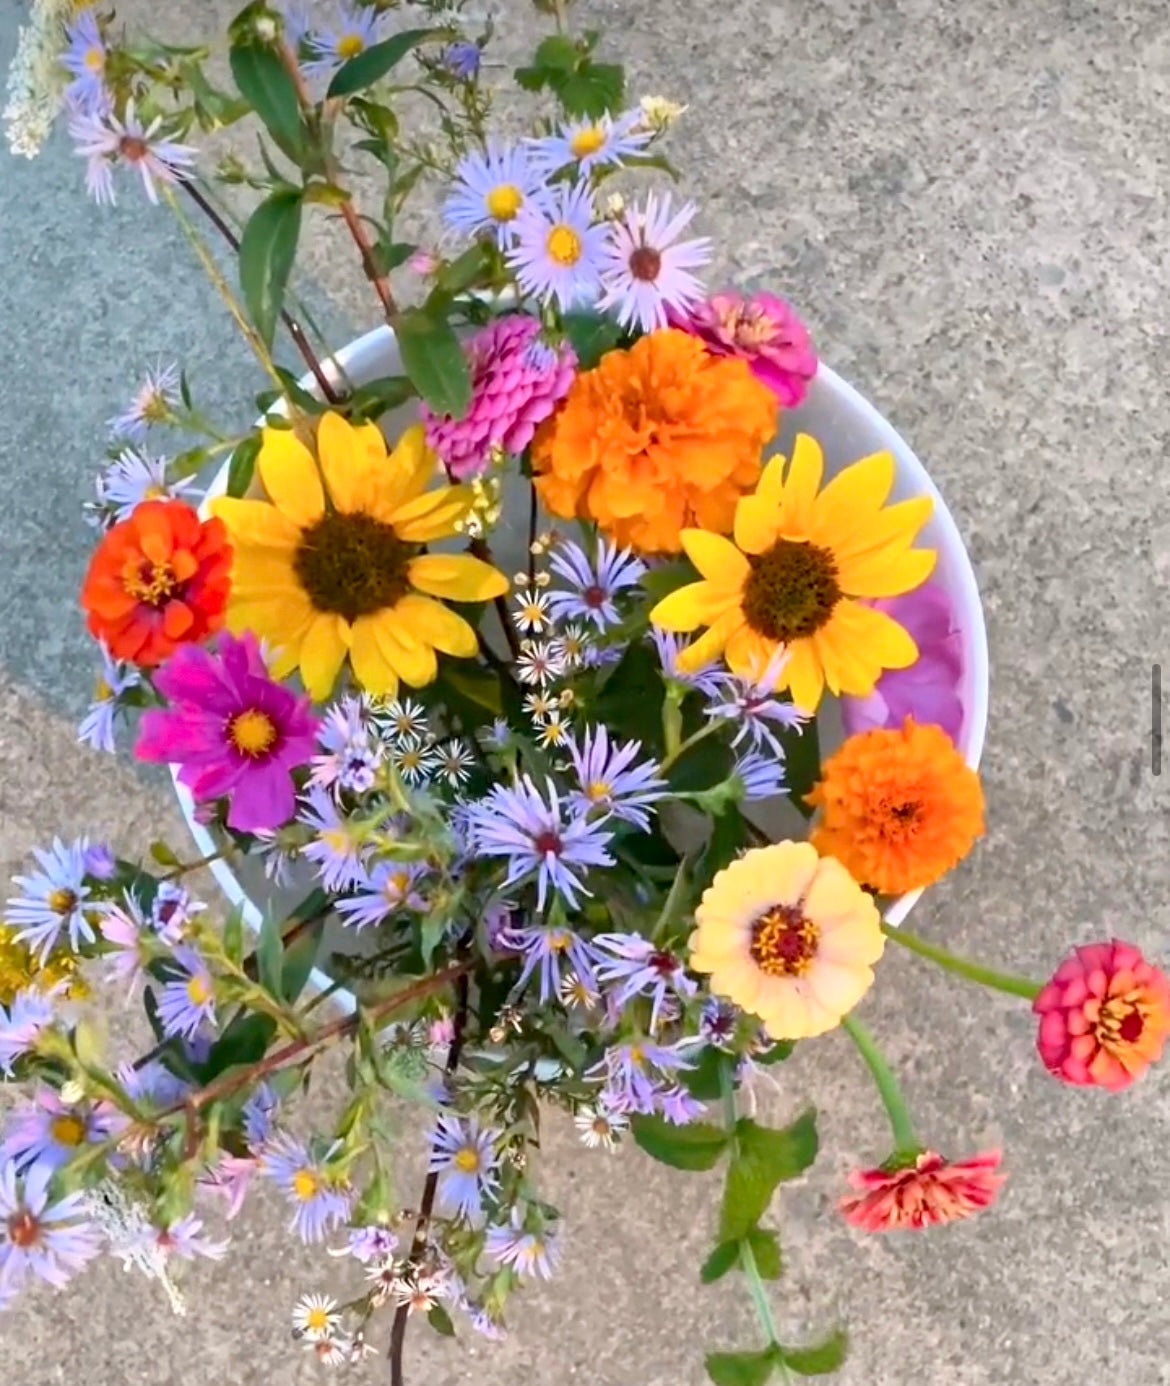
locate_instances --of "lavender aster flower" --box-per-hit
[444,141,551,248]
[0,1161,101,1289]
[96,449,194,522]
[60,10,108,113]
[0,1089,116,1173]
[115,1059,189,1110]
[567,725,667,829]
[7,838,93,963]
[150,882,204,946]
[303,1,391,79]
[107,361,181,441]
[78,645,140,754]
[197,1154,257,1221]
[69,99,196,206]
[298,786,369,891]
[311,696,382,796]
[484,1212,560,1281]
[155,948,216,1042]
[336,861,428,932]
[506,181,607,312]
[699,998,738,1049]
[242,1083,279,1154]
[593,935,698,1032]
[426,1115,500,1223]
[706,649,807,757]
[0,992,57,1076]
[597,192,711,333]
[260,1133,350,1244]
[658,1084,706,1125]
[441,39,481,80]
[734,749,785,802]
[500,922,602,1004]
[528,110,650,176]
[334,1224,398,1263]
[652,628,730,698]
[590,1038,695,1116]
[466,777,614,909]
[547,539,646,631]
[152,1212,230,1262]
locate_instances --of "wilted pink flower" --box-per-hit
[841,581,964,743]
[421,315,576,479]
[840,1149,1004,1232]
[668,289,816,407]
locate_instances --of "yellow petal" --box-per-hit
[393,594,479,658]
[381,424,439,512]
[757,986,813,1040]
[257,427,324,527]
[829,602,919,687]
[208,497,300,549]
[226,594,312,641]
[808,451,894,542]
[349,616,400,697]
[803,859,870,925]
[781,636,825,713]
[316,411,371,515]
[299,613,349,701]
[679,529,750,587]
[676,608,746,673]
[407,553,509,602]
[836,544,937,598]
[832,495,933,566]
[650,581,739,633]
[733,493,781,555]
[388,486,473,543]
[710,959,763,1014]
[355,420,387,464]
[808,958,874,1016]
[761,433,822,529]
[372,616,438,687]
[724,623,780,677]
[223,550,302,595]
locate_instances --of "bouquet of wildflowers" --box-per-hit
[5,1,1168,1380]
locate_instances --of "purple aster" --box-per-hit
[82,843,116,881]
[479,718,512,753]
[658,1084,706,1125]
[651,627,731,699]
[115,1059,189,1110]
[484,1212,560,1281]
[336,861,428,932]
[7,838,94,964]
[97,893,153,997]
[498,921,602,1005]
[153,1212,230,1262]
[444,140,551,248]
[441,39,481,80]
[303,1,392,80]
[527,110,650,176]
[547,538,646,632]
[297,787,369,891]
[0,1089,116,1174]
[136,632,318,834]
[506,181,607,312]
[96,449,194,522]
[706,649,807,757]
[198,1154,257,1220]
[260,1133,351,1244]
[155,947,216,1042]
[310,695,381,796]
[465,777,614,909]
[597,192,711,333]
[149,882,205,946]
[69,99,196,206]
[60,10,108,113]
[335,1224,399,1263]
[0,993,57,1076]
[107,361,181,442]
[242,1083,279,1154]
[0,1161,101,1289]
[593,935,698,1032]
[78,645,140,754]
[735,749,785,802]
[699,997,738,1050]
[589,1038,696,1116]
[566,725,667,830]
[426,1115,500,1223]
[469,1306,508,1340]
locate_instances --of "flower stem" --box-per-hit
[659,721,718,774]
[881,924,1043,1001]
[841,1014,918,1155]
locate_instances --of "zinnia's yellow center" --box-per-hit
[485,183,523,221]
[569,126,606,158]
[292,1168,320,1201]
[50,1114,87,1146]
[228,708,278,757]
[293,511,412,623]
[546,224,582,267]
[750,903,819,977]
[47,889,77,916]
[186,974,212,1006]
[1097,996,1146,1048]
[123,560,176,607]
[337,33,366,58]
[453,1147,480,1173]
[742,539,841,642]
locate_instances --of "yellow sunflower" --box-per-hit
[690,841,884,1040]
[648,434,936,712]
[210,414,508,700]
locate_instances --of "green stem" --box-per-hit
[882,924,1043,1001]
[659,721,718,774]
[841,1015,918,1155]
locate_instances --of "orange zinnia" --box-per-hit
[81,499,232,667]
[531,328,777,555]
[807,717,983,895]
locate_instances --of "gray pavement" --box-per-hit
[3,0,1170,1382]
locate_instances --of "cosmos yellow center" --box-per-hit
[123,559,175,607]
[186,974,212,1006]
[50,1114,87,1146]
[569,126,606,157]
[292,1169,320,1201]
[47,889,77,916]
[336,33,366,58]
[485,183,523,221]
[750,903,819,977]
[453,1147,480,1173]
[228,708,277,757]
[293,511,412,623]
[546,224,582,267]
[742,539,841,642]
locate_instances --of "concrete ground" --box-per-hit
[2,0,1170,1381]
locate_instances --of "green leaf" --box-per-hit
[419,907,446,970]
[226,433,262,498]
[556,60,625,118]
[228,44,305,160]
[427,1303,456,1337]
[696,811,753,890]
[779,1330,848,1376]
[430,243,488,301]
[439,663,503,721]
[202,1012,277,1080]
[327,27,447,98]
[630,1115,729,1171]
[561,308,623,369]
[532,34,580,70]
[238,188,302,350]
[668,737,735,795]
[149,841,181,868]
[345,374,416,421]
[593,642,666,752]
[395,307,472,420]
[699,1239,739,1285]
[720,1111,819,1241]
[705,1349,776,1386]
[256,910,284,999]
[746,1226,782,1279]
[640,557,697,608]
[222,905,245,967]
[682,1045,724,1102]
[756,1041,795,1066]
[780,716,820,820]
[280,917,323,1003]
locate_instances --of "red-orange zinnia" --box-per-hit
[81,499,232,667]
[1033,940,1170,1092]
[839,1149,1005,1232]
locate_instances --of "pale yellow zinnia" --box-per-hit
[690,841,884,1040]
[210,414,508,700]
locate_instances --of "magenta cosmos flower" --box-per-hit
[841,581,964,744]
[669,289,817,408]
[136,632,318,833]
[421,315,577,479]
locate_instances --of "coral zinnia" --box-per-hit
[807,718,983,895]
[209,415,508,701]
[689,840,884,1040]
[80,499,232,667]
[649,435,935,710]
[1032,940,1170,1092]
[839,1149,1005,1232]
[531,328,776,555]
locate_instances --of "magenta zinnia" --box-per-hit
[670,289,817,408]
[135,631,318,833]
[421,315,577,480]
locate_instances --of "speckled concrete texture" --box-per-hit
[3,0,1170,1381]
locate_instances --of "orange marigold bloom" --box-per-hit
[839,1149,1005,1232]
[81,499,232,667]
[530,328,777,555]
[807,717,983,895]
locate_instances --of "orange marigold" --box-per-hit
[531,328,777,555]
[807,717,984,895]
[81,499,232,667]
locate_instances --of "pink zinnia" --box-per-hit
[841,581,964,743]
[135,632,318,833]
[840,1149,1005,1232]
[669,289,817,408]
[421,315,576,480]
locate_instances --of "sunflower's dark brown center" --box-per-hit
[629,246,662,282]
[750,903,819,977]
[293,512,412,623]
[742,538,841,642]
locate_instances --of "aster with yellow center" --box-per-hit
[649,434,936,711]
[210,415,508,701]
[690,840,884,1040]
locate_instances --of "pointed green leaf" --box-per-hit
[720,1111,819,1241]
[561,309,623,369]
[556,60,625,118]
[239,188,302,350]
[202,1012,277,1080]
[149,840,181,867]
[630,1115,729,1171]
[222,905,245,967]
[705,1348,776,1386]
[756,1041,795,1066]
[532,35,580,71]
[256,910,284,999]
[682,1046,724,1102]
[280,916,323,1003]
[746,1226,782,1279]
[699,1239,739,1285]
[327,27,448,97]
[228,44,305,160]
[427,1303,456,1337]
[779,1330,848,1376]
[395,307,472,420]
[226,432,262,498]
